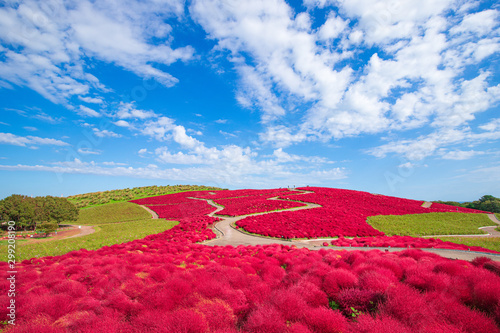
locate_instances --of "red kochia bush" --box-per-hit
[244,304,287,333]
[303,307,347,333]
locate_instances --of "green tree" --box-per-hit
[0,195,79,231]
[0,195,36,230]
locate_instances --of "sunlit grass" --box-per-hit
[367,213,493,236]
[438,237,500,253]
[76,202,152,225]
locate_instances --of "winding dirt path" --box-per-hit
[139,205,159,219]
[64,225,95,239]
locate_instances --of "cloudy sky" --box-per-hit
[0,0,499,201]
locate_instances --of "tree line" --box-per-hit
[434,195,500,213]
[0,195,79,233]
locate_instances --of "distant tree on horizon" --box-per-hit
[434,195,500,213]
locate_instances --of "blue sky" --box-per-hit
[0,0,499,201]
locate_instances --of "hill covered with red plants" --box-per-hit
[3,187,499,332]
[235,187,487,239]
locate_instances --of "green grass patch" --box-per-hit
[438,237,500,253]
[76,202,152,225]
[0,219,178,262]
[367,213,493,236]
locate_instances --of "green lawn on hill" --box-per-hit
[367,212,493,236]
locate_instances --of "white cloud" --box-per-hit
[113,120,131,128]
[191,0,500,156]
[259,125,306,148]
[114,102,156,120]
[368,125,500,161]
[138,148,148,155]
[78,96,104,104]
[440,150,481,160]
[23,126,37,131]
[102,161,127,166]
[141,117,176,141]
[77,148,101,155]
[220,130,237,138]
[0,0,193,106]
[78,105,101,117]
[272,148,332,164]
[450,9,499,36]
[479,118,500,132]
[215,119,228,124]
[92,128,121,138]
[368,129,467,161]
[172,126,203,149]
[0,132,69,147]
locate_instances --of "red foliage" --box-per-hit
[235,187,485,239]
[215,196,305,216]
[303,307,347,333]
[5,187,500,332]
[244,304,287,333]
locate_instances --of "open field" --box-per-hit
[367,212,493,236]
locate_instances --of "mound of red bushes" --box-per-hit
[236,187,487,239]
[331,236,500,255]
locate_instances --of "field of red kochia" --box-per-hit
[236,187,487,239]
[2,187,499,332]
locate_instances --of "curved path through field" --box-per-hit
[139,205,159,219]
[64,225,95,239]
[159,191,500,261]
